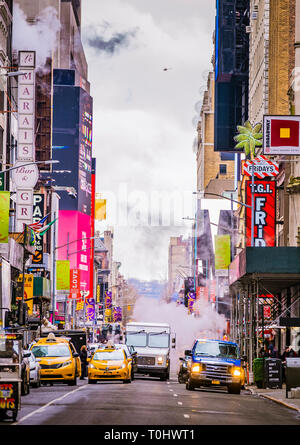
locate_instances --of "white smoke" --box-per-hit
[12,4,61,70]
[132,296,227,375]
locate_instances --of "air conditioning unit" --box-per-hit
[246,26,252,33]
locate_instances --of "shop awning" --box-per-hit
[229,247,300,293]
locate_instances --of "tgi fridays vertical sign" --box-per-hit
[245,180,276,247]
[13,51,38,232]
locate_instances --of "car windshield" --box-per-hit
[31,344,71,358]
[148,333,169,348]
[126,333,147,347]
[93,350,124,361]
[194,341,239,359]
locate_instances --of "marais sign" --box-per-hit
[15,50,36,232]
[263,115,300,155]
[245,180,276,247]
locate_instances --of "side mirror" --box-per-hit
[179,357,185,361]
[73,353,79,358]
[23,352,31,358]
[87,358,91,362]
[184,350,192,356]
[172,344,176,349]
[172,338,176,344]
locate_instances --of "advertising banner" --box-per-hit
[263,115,300,155]
[16,273,33,315]
[105,290,112,309]
[95,199,106,220]
[113,306,122,322]
[0,192,10,243]
[85,298,95,322]
[245,180,276,247]
[56,260,70,290]
[215,235,231,277]
[187,291,196,314]
[69,268,80,300]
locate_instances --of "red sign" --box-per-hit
[263,115,300,155]
[196,286,208,302]
[245,180,276,247]
[69,268,81,300]
[263,306,271,319]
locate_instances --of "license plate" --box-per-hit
[103,372,112,375]
[212,380,220,385]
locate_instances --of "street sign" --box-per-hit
[243,155,279,178]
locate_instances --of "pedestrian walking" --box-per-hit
[280,345,297,383]
[80,345,88,380]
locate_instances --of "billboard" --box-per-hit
[0,192,10,243]
[263,115,300,155]
[245,180,276,247]
[56,261,70,290]
[52,70,93,214]
[214,235,231,277]
[57,210,91,295]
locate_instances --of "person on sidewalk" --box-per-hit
[281,345,297,383]
[80,345,88,380]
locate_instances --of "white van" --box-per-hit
[125,322,176,381]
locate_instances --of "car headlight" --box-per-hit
[191,364,201,373]
[62,360,72,367]
[118,363,126,370]
[157,356,163,365]
[89,363,96,369]
[233,367,241,377]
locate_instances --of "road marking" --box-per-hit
[184,414,190,418]
[191,409,239,415]
[178,402,183,405]
[15,385,86,425]
[169,389,173,392]
[173,393,178,397]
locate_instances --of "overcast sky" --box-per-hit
[81,0,216,282]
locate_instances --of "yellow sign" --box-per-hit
[17,274,34,314]
[0,192,10,243]
[215,235,231,273]
[95,199,106,220]
[96,284,100,303]
[56,261,70,290]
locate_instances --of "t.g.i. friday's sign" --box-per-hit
[14,51,37,232]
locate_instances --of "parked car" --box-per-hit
[12,342,30,396]
[24,350,41,388]
[177,354,190,384]
[114,343,138,379]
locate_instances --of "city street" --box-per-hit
[3,374,299,426]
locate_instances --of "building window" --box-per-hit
[219,164,227,175]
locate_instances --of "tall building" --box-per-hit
[168,236,191,300]
[196,71,235,197]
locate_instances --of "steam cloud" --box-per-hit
[87,27,138,54]
[132,296,227,374]
[12,4,61,70]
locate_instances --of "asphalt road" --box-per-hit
[2,374,300,426]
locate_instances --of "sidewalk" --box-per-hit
[246,384,300,413]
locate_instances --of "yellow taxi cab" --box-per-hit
[30,333,81,386]
[87,344,132,384]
